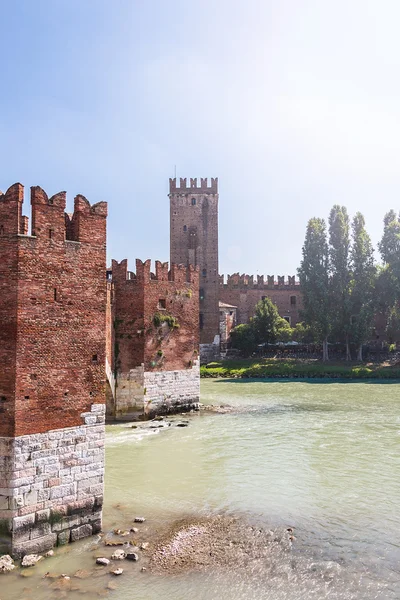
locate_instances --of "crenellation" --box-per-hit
[169,176,218,194]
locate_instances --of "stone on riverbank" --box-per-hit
[0,555,15,573]
[125,552,139,561]
[21,554,42,567]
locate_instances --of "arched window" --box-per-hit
[183,225,187,232]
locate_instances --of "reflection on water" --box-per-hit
[3,380,400,599]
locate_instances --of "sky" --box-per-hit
[1,0,400,277]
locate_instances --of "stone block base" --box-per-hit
[0,404,105,558]
[111,360,200,420]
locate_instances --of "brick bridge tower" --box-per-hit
[169,177,219,360]
[0,183,107,558]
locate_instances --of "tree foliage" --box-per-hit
[349,212,376,359]
[329,205,352,358]
[298,217,331,360]
[229,323,256,357]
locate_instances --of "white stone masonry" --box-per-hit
[0,403,105,557]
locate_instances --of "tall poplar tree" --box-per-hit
[377,210,400,333]
[349,212,376,360]
[298,218,331,360]
[329,205,352,360]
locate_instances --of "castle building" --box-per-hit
[106,258,200,419]
[0,184,107,557]
[169,178,220,361]
[169,177,303,355]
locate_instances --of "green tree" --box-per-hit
[229,323,256,357]
[298,218,331,360]
[378,210,400,271]
[276,319,293,343]
[386,305,400,344]
[349,212,376,360]
[292,321,315,344]
[252,297,285,345]
[329,205,352,360]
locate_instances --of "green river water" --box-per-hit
[3,380,400,599]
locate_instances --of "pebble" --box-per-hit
[0,555,15,573]
[21,554,43,567]
[45,550,54,558]
[125,552,139,562]
[111,549,125,560]
[111,568,123,576]
[130,527,139,533]
[134,517,146,523]
[96,558,110,566]
[140,542,149,550]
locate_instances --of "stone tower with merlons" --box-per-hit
[169,177,219,358]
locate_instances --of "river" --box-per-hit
[3,380,400,599]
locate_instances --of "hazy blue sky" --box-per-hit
[1,0,400,276]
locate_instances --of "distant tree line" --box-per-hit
[229,206,400,361]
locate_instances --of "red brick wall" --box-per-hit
[0,184,22,436]
[219,275,302,327]
[111,259,199,374]
[0,183,107,437]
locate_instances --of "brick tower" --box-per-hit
[0,183,107,557]
[169,177,219,359]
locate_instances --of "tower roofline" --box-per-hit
[169,177,218,194]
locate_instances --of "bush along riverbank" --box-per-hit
[200,358,400,380]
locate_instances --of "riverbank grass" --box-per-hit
[200,358,400,379]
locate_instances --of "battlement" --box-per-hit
[169,177,218,194]
[0,183,107,243]
[219,273,299,289]
[111,259,199,285]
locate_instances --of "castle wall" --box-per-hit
[110,259,200,418]
[0,183,107,557]
[169,178,219,347]
[219,275,302,328]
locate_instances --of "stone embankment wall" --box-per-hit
[111,360,200,419]
[0,405,105,557]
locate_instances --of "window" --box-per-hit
[92,354,98,363]
[54,288,58,301]
[0,225,4,235]
[290,295,296,306]
[202,268,207,277]
[200,313,204,329]
[199,288,205,301]
[283,316,291,325]
[183,225,187,232]
[158,298,166,309]
[49,229,54,239]
[191,198,196,205]
[261,295,266,301]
